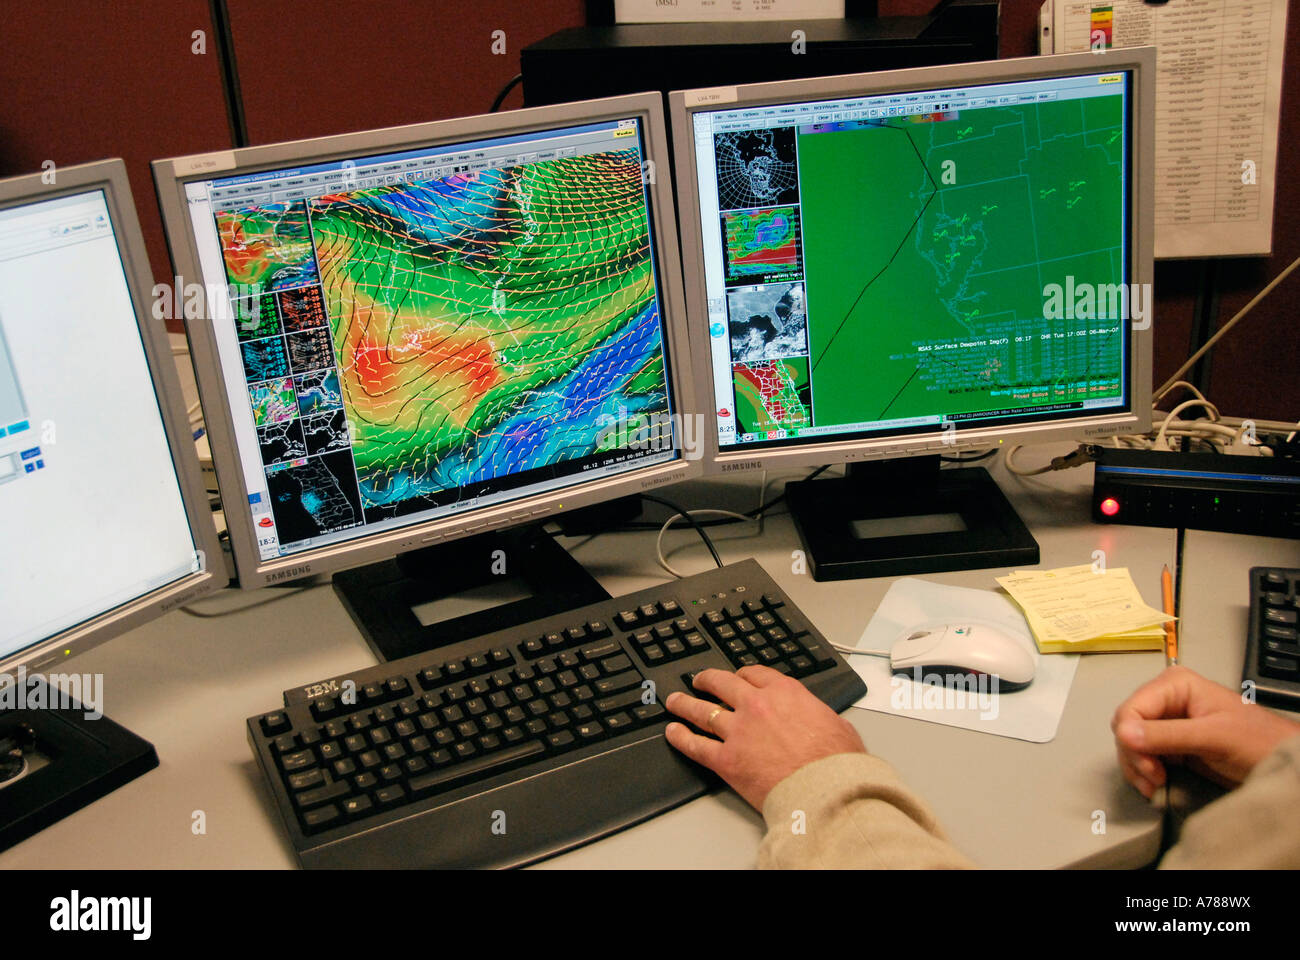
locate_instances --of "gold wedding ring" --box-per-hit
[706,706,724,731]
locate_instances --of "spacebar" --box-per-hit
[408,742,546,798]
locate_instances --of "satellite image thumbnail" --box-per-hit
[726,282,808,364]
[265,449,362,542]
[713,128,799,209]
[293,368,343,417]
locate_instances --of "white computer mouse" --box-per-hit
[890,622,1036,691]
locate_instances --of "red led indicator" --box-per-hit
[1100,497,1120,517]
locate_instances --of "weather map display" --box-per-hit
[188,118,676,558]
[733,358,812,437]
[721,206,801,284]
[691,71,1135,449]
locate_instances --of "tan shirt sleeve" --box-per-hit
[758,751,975,869]
[1159,733,1300,870]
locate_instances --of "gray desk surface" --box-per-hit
[1,445,1182,869]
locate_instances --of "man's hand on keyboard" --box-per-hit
[664,665,866,811]
[1111,665,1300,798]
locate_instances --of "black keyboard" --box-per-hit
[247,558,866,868]
[1243,567,1300,711]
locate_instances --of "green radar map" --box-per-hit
[799,94,1127,428]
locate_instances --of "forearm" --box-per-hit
[1159,733,1300,870]
[758,752,976,869]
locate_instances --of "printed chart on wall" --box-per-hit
[1040,0,1289,258]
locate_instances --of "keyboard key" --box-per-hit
[302,805,340,832]
[259,712,291,737]
[615,610,640,630]
[594,670,641,695]
[330,756,359,781]
[341,796,373,818]
[547,730,577,752]
[605,711,633,732]
[418,666,442,689]
[375,784,407,807]
[288,768,325,791]
[385,677,411,698]
[580,638,622,661]
[587,619,611,638]
[595,688,644,714]
[407,741,545,798]
[632,703,666,723]
[600,653,632,674]
[294,778,350,811]
[280,749,316,772]
[576,721,604,741]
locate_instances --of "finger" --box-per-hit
[736,664,787,688]
[664,721,725,770]
[690,668,754,708]
[1113,668,1192,729]
[1120,714,1232,759]
[665,691,734,737]
[1116,747,1156,799]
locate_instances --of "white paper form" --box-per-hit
[1041,0,1289,258]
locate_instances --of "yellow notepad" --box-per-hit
[996,565,1174,654]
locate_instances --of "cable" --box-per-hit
[489,73,523,113]
[1154,397,1221,450]
[639,493,723,570]
[1004,443,1095,477]
[1155,253,1300,401]
[655,509,752,578]
[830,643,890,658]
[621,464,831,531]
[940,447,997,464]
[179,582,327,618]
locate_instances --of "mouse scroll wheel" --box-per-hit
[906,631,933,642]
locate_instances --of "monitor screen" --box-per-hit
[157,96,695,583]
[675,53,1152,460]
[0,180,215,666]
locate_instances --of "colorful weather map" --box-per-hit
[733,358,811,436]
[306,148,667,522]
[722,206,801,282]
[248,377,297,426]
[216,200,319,292]
[216,141,670,540]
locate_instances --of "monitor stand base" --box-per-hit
[785,457,1039,581]
[333,525,611,664]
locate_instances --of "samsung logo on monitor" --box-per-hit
[267,565,312,583]
[721,461,763,473]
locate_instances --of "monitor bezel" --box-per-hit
[0,158,227,674]
[670,49,1156,475]
[153,92,701,589]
